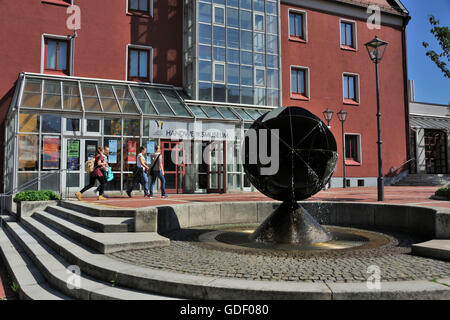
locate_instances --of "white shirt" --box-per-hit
[136,153,144,168]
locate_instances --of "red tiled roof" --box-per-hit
[333,0,408,15]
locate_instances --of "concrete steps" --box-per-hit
[394,174,450,186]
[29,212,169,254]
[0,218,177,300]
[60,201,136,218]
[45,205,133,233]
[412,240,450,262]
[0,217,70,300]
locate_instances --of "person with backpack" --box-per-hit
[126,146,150,197]
[95,146,110,197]
[149,145,168,198]
[75,147,107,201]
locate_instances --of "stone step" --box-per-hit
[31,212,169,254]
[2,220,177,300]
[60,201,136,218]
[412,240,450,262]
[13,215,198,298]
[0,218,70,300]
[45,205,133,233]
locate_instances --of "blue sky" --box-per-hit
[402,0,450,105]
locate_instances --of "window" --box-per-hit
[289,11,306,41]
[291,67,309,99]
[254,13,265,31]
[343,73,359,104]
[128,0,151,14]
[128,47,151,82]
[345,134,361,165]
[214,63,225,83]
[213,5,225,25]
[42,0,72,7]
[255,68,265,87]
[45,38,69,74]
[340,20,356,49]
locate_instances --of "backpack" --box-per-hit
[85,157,96,173]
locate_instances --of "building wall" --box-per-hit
[0,0,183,118]
[280,1,409,181]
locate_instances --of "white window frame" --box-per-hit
[342,72,360,104]
[290,65,310,99]
[339,19,357,50]
[126,0,154,17]
[253,12,265,32]
[83,118,102,137]
[213,62,226,83]
[288,9,308,41]
[63,116,82,135]
[254,67,266,87]
[344,133,362,164]
[213,4,225,26]
[41,34,74,75]
[126,44,154,83]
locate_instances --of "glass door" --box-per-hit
[161,141,185,194]
[63,138,101,195]
[206,141,226,193]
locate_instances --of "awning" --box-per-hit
[12,73,273,122]
[410,115,450,131]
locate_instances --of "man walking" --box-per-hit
[126,146,150,197]
[149,145,168,198]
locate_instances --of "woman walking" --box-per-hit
[126,146,150,197]
[149,145,168,198]
[76,147,107,201]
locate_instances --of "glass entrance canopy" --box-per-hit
[11,73,273,121]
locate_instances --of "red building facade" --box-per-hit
[280,0,410,187]
[0,0,410,195]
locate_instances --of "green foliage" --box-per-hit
[422,15,450,78]
[11,282,19,293]
[110,273,119,287]
[435,186,450,200]
[13,190,61,203]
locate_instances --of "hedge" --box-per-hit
[13,190,61,203]
[435,186,450,200]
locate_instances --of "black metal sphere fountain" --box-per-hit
[243,106,338,244]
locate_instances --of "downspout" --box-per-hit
[401,14,411,168]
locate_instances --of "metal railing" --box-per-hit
[0,168,70,215]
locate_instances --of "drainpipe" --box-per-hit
[402,15,412,170]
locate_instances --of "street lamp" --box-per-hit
[337,109,348,189]
[365,36,388,201]
[322,109,334,127]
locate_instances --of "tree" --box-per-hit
[422,15,450,78]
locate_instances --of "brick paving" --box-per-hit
[104,186,450,283]
[80,186,450,209]
[109,227,450,283]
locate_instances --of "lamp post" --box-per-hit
[322,109,334,127]
[337,110,348,189]
[365,36,388,201]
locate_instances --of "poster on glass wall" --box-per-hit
[108,139,118,164]
[146,141,155,163]
[19,135,38,170]
[128,140,136,164]
[43,136,60,170]
[67,140,80,170]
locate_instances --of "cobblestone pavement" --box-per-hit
[109,228,450,283]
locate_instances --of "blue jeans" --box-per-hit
[128,168,149,195]
[150,170,166,196]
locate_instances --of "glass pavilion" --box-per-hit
[5,73,273,196]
